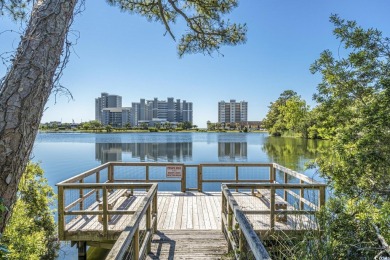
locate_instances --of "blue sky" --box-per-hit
[1,1,390,127]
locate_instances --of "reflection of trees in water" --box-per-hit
[262,137,331,172]
[95,143,192,163]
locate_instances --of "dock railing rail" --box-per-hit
[106,183,158,260]
[220,163,326,259]
[56,162,323,194]
[222,184,271,259]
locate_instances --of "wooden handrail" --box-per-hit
[273,163,321,184]
[57,162,321,193]
[222,184,271,260]
[224,183,327,189]
[58,162,111,184]
[106,183,158,259]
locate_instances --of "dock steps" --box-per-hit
[147,230,229,259]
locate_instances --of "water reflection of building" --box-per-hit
[95,143,192,163]
[218,142,247,162]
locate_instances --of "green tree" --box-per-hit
[105,125,113,132]
[305,14,390,258]
[263,90,299,136]
[1,162,58,259]
[182,121,192,130]
[279,95,310,137]
[164,122,172,130]
[140,122,149,130]
[89,120,102,130]
[0,0,246,231]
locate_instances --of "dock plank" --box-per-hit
[147,230,228,260]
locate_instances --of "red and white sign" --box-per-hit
[166,165,183,178]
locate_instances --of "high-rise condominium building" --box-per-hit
[130,97,193,126]
[95,92,122,123]
[218,100,248,123]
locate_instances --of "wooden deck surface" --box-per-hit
[65,191,315,241]
[147,230,229,259]
[157,192,222,230]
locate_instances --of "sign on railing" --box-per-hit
[166,165,183,178]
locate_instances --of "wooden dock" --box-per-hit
[57,162,326,259]
[65,191,315,235]
[148,230,228,259]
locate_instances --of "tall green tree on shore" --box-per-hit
[307,14,390,258]
[263,90,311,137]
[0,0,246,232]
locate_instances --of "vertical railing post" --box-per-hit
[102,186,108,237]
[270,186,275,229]
[221,191,226,231]
[198,165,203,192]
[270,164,276,183]
[239,227,244,256]
[146,165,149,183]
[284,171,288,201]
[181,165,186,192]
[319,186,326,208]
[108,163,114,183]
[235,165,239,192]
[79,179,84,210]
[58,186,65,240]
[227,201,233,252]
[134,227,140,260]
[96,171,100,201]
[152,192,158,232]
[228,203,233,231]
[146,203,151,253]
[300,180,305,210]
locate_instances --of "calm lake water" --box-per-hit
[33,132,329,187]
[32,132,329,258]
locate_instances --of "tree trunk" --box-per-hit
[0,0,77,232]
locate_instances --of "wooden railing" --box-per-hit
[223,182,326,229]
[222,184,271,260]
[57,162,326,259]
[220,165,326,259]
[56,182,157,241]
[57,162,321,193]
[106,183,158,260]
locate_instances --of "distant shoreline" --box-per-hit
[38,129,268,134]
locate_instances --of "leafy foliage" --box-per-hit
[0,162,59,260]
[263,90,311,137]
[306,14,390,257]
[106,0,247,56]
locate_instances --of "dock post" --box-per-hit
[181,165,186,192]
[146,204,151,253]
[77,241,87,260]
[284,171,288,200]
[270,187,275,229]
[134,227,140,259]
[79,178,84,210]
[235,165,239,192]
[153,192,158,231]
[198,165,203,192]
[300,180,305,210]
[239,227,244,255]
[319,186,326,208]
